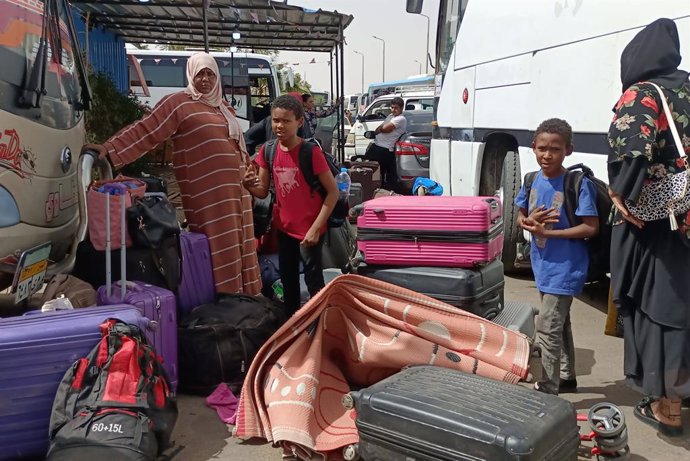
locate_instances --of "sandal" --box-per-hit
[634,397,683,437]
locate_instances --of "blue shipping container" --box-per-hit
[72,12,128,93]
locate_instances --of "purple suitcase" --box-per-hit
[96,191,179,391]
[177,232,216,315]
[0,305,149,461]
[97,281,178,392]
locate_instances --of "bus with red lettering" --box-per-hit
[0,0,94,298]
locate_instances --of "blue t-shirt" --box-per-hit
[514,171,598,296]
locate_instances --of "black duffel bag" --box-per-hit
[178,294,286,395]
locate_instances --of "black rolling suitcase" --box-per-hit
[347,366,579,461]
[72,238,169,290]
[493,301,538,340]
[356,260,505,319]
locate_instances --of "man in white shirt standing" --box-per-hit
[366,97,407,190]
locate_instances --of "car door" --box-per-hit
[352,99,393,155]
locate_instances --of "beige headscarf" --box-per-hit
[184,52,246,151]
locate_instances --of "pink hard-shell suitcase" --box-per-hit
[96,192,179,391]
[356,196,504,267]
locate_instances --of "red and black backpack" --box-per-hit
[47,319,177,461]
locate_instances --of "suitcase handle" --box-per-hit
[484,197,499,211]
[373,208,384,214]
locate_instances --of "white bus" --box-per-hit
[408,0,690,271]
[127,49,281,130]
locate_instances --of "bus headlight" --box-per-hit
[0,186,20,228]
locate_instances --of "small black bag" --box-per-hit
[127,196,182,290]
[178,294,286,395]
[138,174,168,194]
[127,195,180,249]
[253,192,275,238]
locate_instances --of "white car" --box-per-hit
[352,92,434,155]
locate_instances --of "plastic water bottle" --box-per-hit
[272,280,284,302]
[335,167,351,200]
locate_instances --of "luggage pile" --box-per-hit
[348,194,537,339]
[342,156,383,213]
[0,175,284,461]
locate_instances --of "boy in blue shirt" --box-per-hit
[515,118,599,395]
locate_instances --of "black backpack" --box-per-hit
[264,140,349,228]
[178,294,287,395]
[523,164,613,281]
[48,320,177,461]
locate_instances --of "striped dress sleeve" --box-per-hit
[104,93,184,169]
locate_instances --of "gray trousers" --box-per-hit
[536,293,576,392]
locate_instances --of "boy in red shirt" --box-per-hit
[244,95,338,315]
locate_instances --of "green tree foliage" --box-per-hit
[85,71,154,174]
[85,71,147,143]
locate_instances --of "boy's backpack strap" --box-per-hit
[297,141,322,196]
[264,140,278,177]
[523,171,538,209]
[564,165,589,227]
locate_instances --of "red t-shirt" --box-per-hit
[256,141,329,240]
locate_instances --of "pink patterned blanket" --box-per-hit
[235,275,531,459]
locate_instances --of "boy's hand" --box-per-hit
[242,164,260,189]
[528,205,560,224]
[521,219,548,238]
[300,227,320,247]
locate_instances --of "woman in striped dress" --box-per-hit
[84,52,261,295]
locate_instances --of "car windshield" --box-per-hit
[0,0,85,129]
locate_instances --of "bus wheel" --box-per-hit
[498,151,523,273]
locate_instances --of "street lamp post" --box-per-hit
[419,13,430,74]
[353,50,364,93]
[414,59,422,74]
[372,35,385,81]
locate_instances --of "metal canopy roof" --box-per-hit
[70,0,353,53]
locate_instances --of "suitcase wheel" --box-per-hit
[587,402,626,438]
[594,427,629,453]
[342,393,354,409]
[342,444,359,461]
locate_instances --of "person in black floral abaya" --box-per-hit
[607,18,690,437]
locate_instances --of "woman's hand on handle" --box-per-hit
[81,143,108,160]
[608,188,644,229]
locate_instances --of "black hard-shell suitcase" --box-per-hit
[348,366,579,461]
[493,301,538,340]
[72,238,168,290]
[356,260,505,319]
[348,182,364,208]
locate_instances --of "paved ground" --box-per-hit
[169,275,690,461]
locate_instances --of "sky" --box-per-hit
[278,0,440,95]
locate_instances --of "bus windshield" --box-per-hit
[128,51,278,126]
[436,0,469,74]
[310,91,331,108]
[0,0,86,129]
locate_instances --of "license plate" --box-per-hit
[11,242,52,304]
